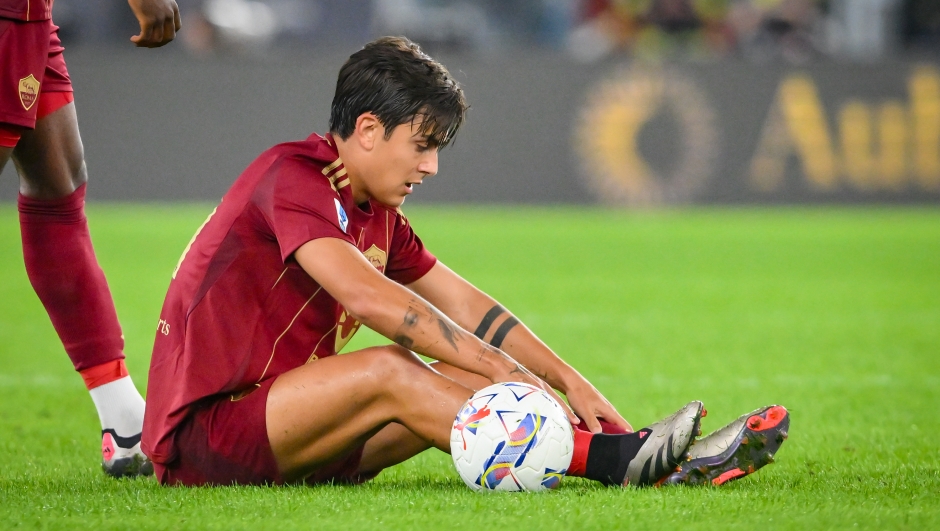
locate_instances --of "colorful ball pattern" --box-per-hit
[450,382,574,492]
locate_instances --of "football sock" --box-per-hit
[568,428,652,485]
[18,184,125,371]
[19,186,144,440]
[83,360,146,438]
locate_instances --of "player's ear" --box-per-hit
[355,113,381,151]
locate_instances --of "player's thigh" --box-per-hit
[267,344,439,479]
[356,363,491,474]
[12,101,86,199]
[0,145,11,173]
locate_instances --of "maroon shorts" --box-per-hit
[154,378,373,487]
[0,17,72,130]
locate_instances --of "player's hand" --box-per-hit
[491,361,581,426]
[563,376,633,434]
[128,0,181,48]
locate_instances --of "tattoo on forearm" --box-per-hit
[402,308,419,328]
[475,343,500,363]
[489,316,519,349]
[436,318,460,353]
[473,305,505,339]
[394,335,414,349]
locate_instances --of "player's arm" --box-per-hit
[127,0,181,48]
[293,237,579,423]
[407,262,632,433]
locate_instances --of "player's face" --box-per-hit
[366,121,439,207]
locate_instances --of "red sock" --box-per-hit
[18,184,125,372]
[568,429,593,477]
[79,358,129,390]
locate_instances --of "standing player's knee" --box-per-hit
[59,134,88,191]
[14,105,89,199]
[69,155,88,188]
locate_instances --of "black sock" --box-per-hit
[583,429,652,486]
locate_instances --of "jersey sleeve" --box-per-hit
[257,156,355,262]
[386,210,437,285]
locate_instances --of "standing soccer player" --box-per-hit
[143,36,788,488]
[0,0,181,477]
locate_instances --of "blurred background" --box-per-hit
[2,0,939,205]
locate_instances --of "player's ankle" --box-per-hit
[569,430,652,485]
[80,358,129,391]
[83,360,146,437]
[567,428,593,477]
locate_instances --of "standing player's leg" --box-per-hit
[0,146,13,169]
[12,99,150,478]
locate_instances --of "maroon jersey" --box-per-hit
[0,0,53,21]
[142,133,437,465]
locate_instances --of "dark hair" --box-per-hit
[329,36,467,149]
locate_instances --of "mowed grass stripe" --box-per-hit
[0,205,938,530]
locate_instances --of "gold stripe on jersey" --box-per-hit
[336,178,350,189]
[328,168,347,189]
[321,158,343,176]
[385,211,391,252]
[257,286,322,383]
[331,167,347,181]
[271,267,288,291]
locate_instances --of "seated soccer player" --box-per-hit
[142,36,787,487]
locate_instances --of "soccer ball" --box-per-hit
[450,382,574,492]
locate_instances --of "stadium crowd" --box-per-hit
[46,0,939,62]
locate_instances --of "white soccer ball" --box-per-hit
[450,382,574,492]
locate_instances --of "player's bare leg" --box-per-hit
[10,102,149,477]
[0,146,13,173]
[354,361,495,475]
[12,102,86,198]
[273,351,703,487]
[267,345,475,482]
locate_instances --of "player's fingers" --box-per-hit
[174,5,182,31]
[544,385,579,426]
[160,17,177,45]
[148,20,167,47]
[581,412,602,433]
[131,20,153,46]
[599,404,633,434]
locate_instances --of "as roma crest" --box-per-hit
[18,74,40,111]
[334,309,362,352]
[362,244,387,273]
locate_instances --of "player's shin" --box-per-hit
[18,184,125,371]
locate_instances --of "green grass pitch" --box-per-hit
[0,204,938,529]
